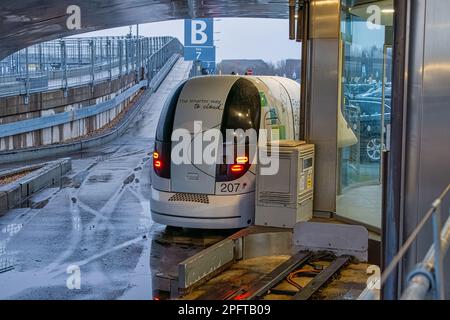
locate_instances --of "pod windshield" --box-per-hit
[220,78,261,135]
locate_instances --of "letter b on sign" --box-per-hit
[191,20,207,45]
[185,18,213,47]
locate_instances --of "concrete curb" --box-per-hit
[0,163,46,178]
[0,55,181,164]
[0,158,72,215]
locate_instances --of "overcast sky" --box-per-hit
[73,18,301,63]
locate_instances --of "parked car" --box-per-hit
[357,85,391,101]
[344,83,378,99]
[345,96,391,163]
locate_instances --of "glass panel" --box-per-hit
[336,0,394,231]
[220,78,261,134]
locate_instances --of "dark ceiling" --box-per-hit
[0,0,290,59]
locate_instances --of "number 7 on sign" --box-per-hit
[196,51,202,60]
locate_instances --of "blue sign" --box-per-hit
[201,61,216,74]
[184,46,216,62]
[184,19,214,47]
[184,18,216,74]
[201,61,215,69]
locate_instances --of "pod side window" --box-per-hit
[156,80,187,142]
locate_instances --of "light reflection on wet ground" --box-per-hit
[0,60,199,300]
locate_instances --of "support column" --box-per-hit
[306,0,341,214]
[38,43,43,72]
[125,39,129,74]
[61,40,68,96]
[89,40,95,90]
[118,39,123,78]
[25,47,30,103]
[107,38,112,81]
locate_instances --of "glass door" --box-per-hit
[336,0,394,232]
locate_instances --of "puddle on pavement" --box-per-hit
[18,186,60,210]
[87,173,113,183]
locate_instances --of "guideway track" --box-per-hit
[175,224,371,300]
[196,251,351,300]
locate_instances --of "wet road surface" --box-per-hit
[0,59,201,300]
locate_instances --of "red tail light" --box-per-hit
[154,160,162,169]
[216,150,251,182]
[153,141,170,178]
[231,164,245,172]
[153,152,162,168]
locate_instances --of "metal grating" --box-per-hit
[168,193,210,204]
[298,190,314,203]
[258,192,292,205]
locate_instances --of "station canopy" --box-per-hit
[0,0,290,59]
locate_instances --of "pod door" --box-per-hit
[170,76,261,195]
[170,76,237,194]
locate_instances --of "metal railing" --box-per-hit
[146,37,184,88]
[399,184,450,300]
[0,37,183,144]
[364,184,450,300]
[0,35,178,98]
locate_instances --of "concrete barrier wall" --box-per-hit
[0,80,143,151]
[0,73,136,122]
[0,71,138,151]
[0,158,72,213]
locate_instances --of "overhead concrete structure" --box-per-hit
[0,0,290,59]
